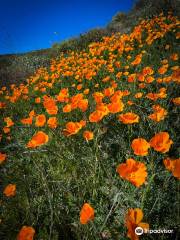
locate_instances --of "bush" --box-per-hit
[133,0,180,16]
[52,28,111,53]
[111,12,127,23]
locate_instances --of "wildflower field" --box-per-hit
[0,12,180,240]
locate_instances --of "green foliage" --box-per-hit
[111,12,127,24]
[0,52,52,88]
[52,28,112,53]
[132,0,180,17]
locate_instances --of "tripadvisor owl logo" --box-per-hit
[135,227,144,235]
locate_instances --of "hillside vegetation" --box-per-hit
[0,1,180,240]
[0,0,179,87]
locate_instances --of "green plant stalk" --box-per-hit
[141,173,156,210]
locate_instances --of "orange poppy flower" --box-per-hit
[29,110,36,118]
[56,88,69,103]
[78,99,88,112]
[27,131,49,148]
[163,158,180,179]
[3,184,16,197]
[103,87,114,97]
[115,61,121,68]
[96,104,109,116]
[40,87,46,92]
[80,203,95,224]
[118,112,139,124]
[116,158,147,187]
[156,77,163,83]
[77,84,83,90]
[63,104,72,113]
[83,131,94,141]
[128,74,136,83]
[116,72,122,78]
[142,66,154,75]
[172,69,180,83]
[17,226,35,240]
[71,93,84,109]
[4,117,14,127]
[170,53,178,61]
[46,105,58,115]
[89,110,104,123]
[122,90,130,96]
[43,96,58,115]
[146,92,158,101]
[63,121,84,136]
[131,138,150,156]
[127,100,134,106]
[125,208,149,240]
[138,83,146,89]
[83,89,90,95]
[134,92,143,98]
[172,97,180,105]
[93,92,104,104]
[158,87,167,98]
[111,81,117,89]
[35,114,46,127]
[102,76,110,82]
[149,132,173,153]
[146,76,154,83]
[3,127,10,134]
[158,65,168,75]
[21,117,33,125]
[137,73,145,82]
[0,101,6,109]
[131,54,142,65]
[171,65,179,70]
[35,97,41,103]
[161,59,168,65]
[0,152,7,164]
[47,117,58,129]
[148,105,167,122]
[79,120,86,127]
[146,88,167,101]
[108,100,124,113]
[162,76,172,83]
[110,91,123,102]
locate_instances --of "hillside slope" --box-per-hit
[0,0,179,87]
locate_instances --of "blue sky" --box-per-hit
[0,0,134,54]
